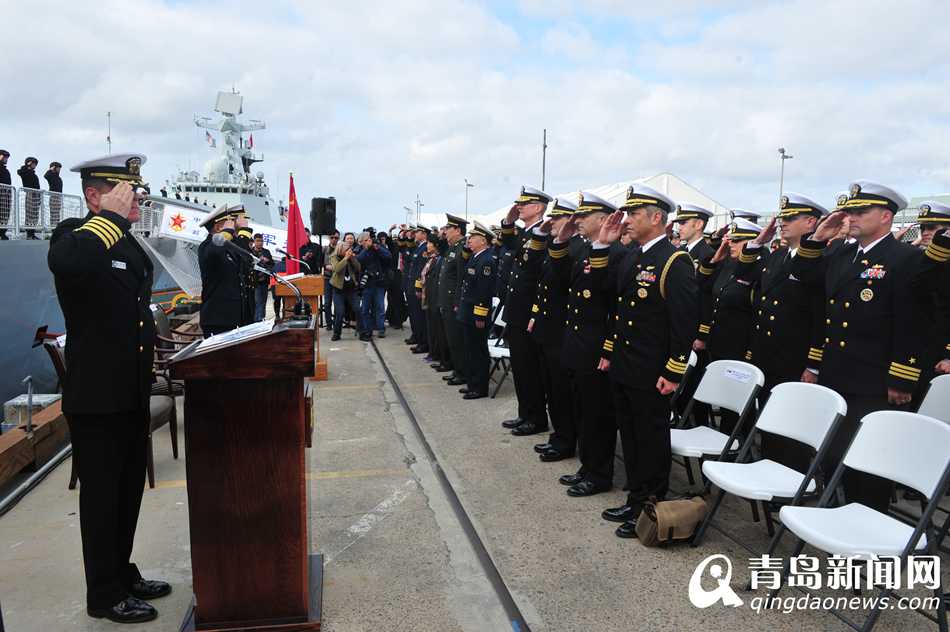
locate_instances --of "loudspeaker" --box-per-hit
[310,197,336,235]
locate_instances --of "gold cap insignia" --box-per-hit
[849,183,861,198]
[126,157,141,175]
[837,193,849,207]
[780,195,788,209]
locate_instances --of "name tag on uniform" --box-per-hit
[112,260,127,270]
[467,268,476,275]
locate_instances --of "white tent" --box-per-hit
[419,172,734,231]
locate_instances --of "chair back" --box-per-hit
[43,342,67,385]
[843,411,950,500]
[692,360,764,415]
[917,374,950,424]
[152,305,172,338]
[754,382,846,451]
[670,351,699,402]
[492,296,507,329]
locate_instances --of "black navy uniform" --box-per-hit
[407,240,428,348]
[457,247,496,396]
[604,238,698,504]
[198,226,253,336]
[439,239,468,381]
[48,209,156,611]
[500,219,548,431]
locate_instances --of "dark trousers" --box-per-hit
[759,376,813,473]
[822,392,903,513]
[428,305,450,366]
[387,272,408,327]
[254,283,268,322]
[332,288,358,336]
[462,322,491,395]
[506,325,548,428]
[540,341,576,454]
[612,382,673,505]
[569,369,615,489]
[360,285,386,334]
[67,412,148,609]
[323,282,334,328]
[443,307,467,380]
[407,291,427,346]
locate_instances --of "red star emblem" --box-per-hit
[169,213,186,231]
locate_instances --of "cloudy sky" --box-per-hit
[3,0,950,229]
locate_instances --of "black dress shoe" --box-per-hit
[462,391,487,400]
[129,578,172,600]
[602,504,641,523]
[559,473,584,486]
[404,337,416,345]
[615,519,639,539]
[539,447,574,462]
[458,387,470,394]
[330,333,341,341]
[432,365,453,373]
[442,373,459,381]
[447,377,467,386]
[533,442,551,454]
[501,417,523,429]
[511,422,548,437]
[88,596,157,623]
[411,346,429,354]
[566,480,609,497]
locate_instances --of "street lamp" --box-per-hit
[402,205,413,226]
[414,194,424,225]
[464,178,475,220]
[778,147,794,210]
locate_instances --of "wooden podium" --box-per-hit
[275,276,328,381]
[170,319,322,631]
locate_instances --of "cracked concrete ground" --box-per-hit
[0,329,947,631]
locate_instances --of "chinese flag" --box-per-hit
[249,133,254,149]
[285,173,307,274]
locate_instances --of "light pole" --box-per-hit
[778,147,794,208]
[414,194,424,225]
[464,178,475,220]
[402,205,413,226]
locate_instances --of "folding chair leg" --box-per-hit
[170,404,179,460]
[749,499,760,523]
[762,502,775,537]
[488,359,499,382]
[490,363,509,399]
[768,538,807,600]
[684,457,696,485]
[691,489,726,547]
[68,453,79,490]
[146,435,156,489]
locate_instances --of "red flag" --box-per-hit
[249,133,254,149]
[285,174,307,274]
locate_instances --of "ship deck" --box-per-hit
[0,330,945,632]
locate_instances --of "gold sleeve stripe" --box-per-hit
[549,248,567,259]
[603,340,614,351]
[473,305,490,316]
[237,228,253,238]
[462,251,471,260]
[502,228,515,236]
[665,359,687,374]
[698,264,714,275]
[945,343,950,352]
[807,348,824,361]
[414,280,423,288]
[889,362,921,376]
[660,250,691,299]
[888,367,920,381]
[925,242,950,263]
[87,216,123,242]
[528,239,546,251]
[738,252,758,264]
[797,246,822,259]
[589,258,608,269]
[698,324,711,334]
[744,350,752,360]
[219,231,233,241]
[76,223,117,248]
[531,304,540,313]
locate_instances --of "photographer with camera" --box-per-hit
[328,239,361,341]
[356,229,393,341]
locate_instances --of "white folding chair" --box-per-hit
[670,360,765,487]
[669,351,699,426]
[487,297,511,397]
[773,411,950,632]
[918,374,950,423]
[693,382,846,546]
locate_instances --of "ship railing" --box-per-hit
[130,199,167,237]
[0,185,85,239]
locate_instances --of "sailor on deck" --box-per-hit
[48,153,171,623]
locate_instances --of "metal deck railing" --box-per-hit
[0,183,85,239]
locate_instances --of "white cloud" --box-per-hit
[1,0,948,233]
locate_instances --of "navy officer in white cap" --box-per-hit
[198,203,255,336]
[48,153,170,623]
[793,180,948,512]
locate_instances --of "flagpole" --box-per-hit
[107,112,112,155]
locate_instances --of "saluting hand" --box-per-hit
[539,218,554,235]
[556,215,577,242]
[99,182,135,219]
[710,238,730,264]
[221,219,236,232]
[236,216,249,229]
[505,204,520,224]
[812,210,846,242]
[598,211,625,244]
[753,217,777,247]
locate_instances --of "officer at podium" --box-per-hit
[48,153,171,624]
[198,204,254,336]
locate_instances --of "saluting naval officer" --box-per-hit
[548,192,625,497]
[406,226,431,354]
[438,213,470,387]
[456,221,496,399]
[598,185,698,538]
[792,181,946,512]
[523,197,586,462]
[499,186,552,436]
[910,202,950,395]
[734,194,829,470]
[198,204,254,337]
[48,153,171,623]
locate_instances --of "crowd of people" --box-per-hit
[0,148,65,239]
[386,183,950,541]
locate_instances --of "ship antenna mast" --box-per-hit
[106,111,112,155]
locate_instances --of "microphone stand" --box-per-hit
[277,249,312,273]
[255,265,311,327]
